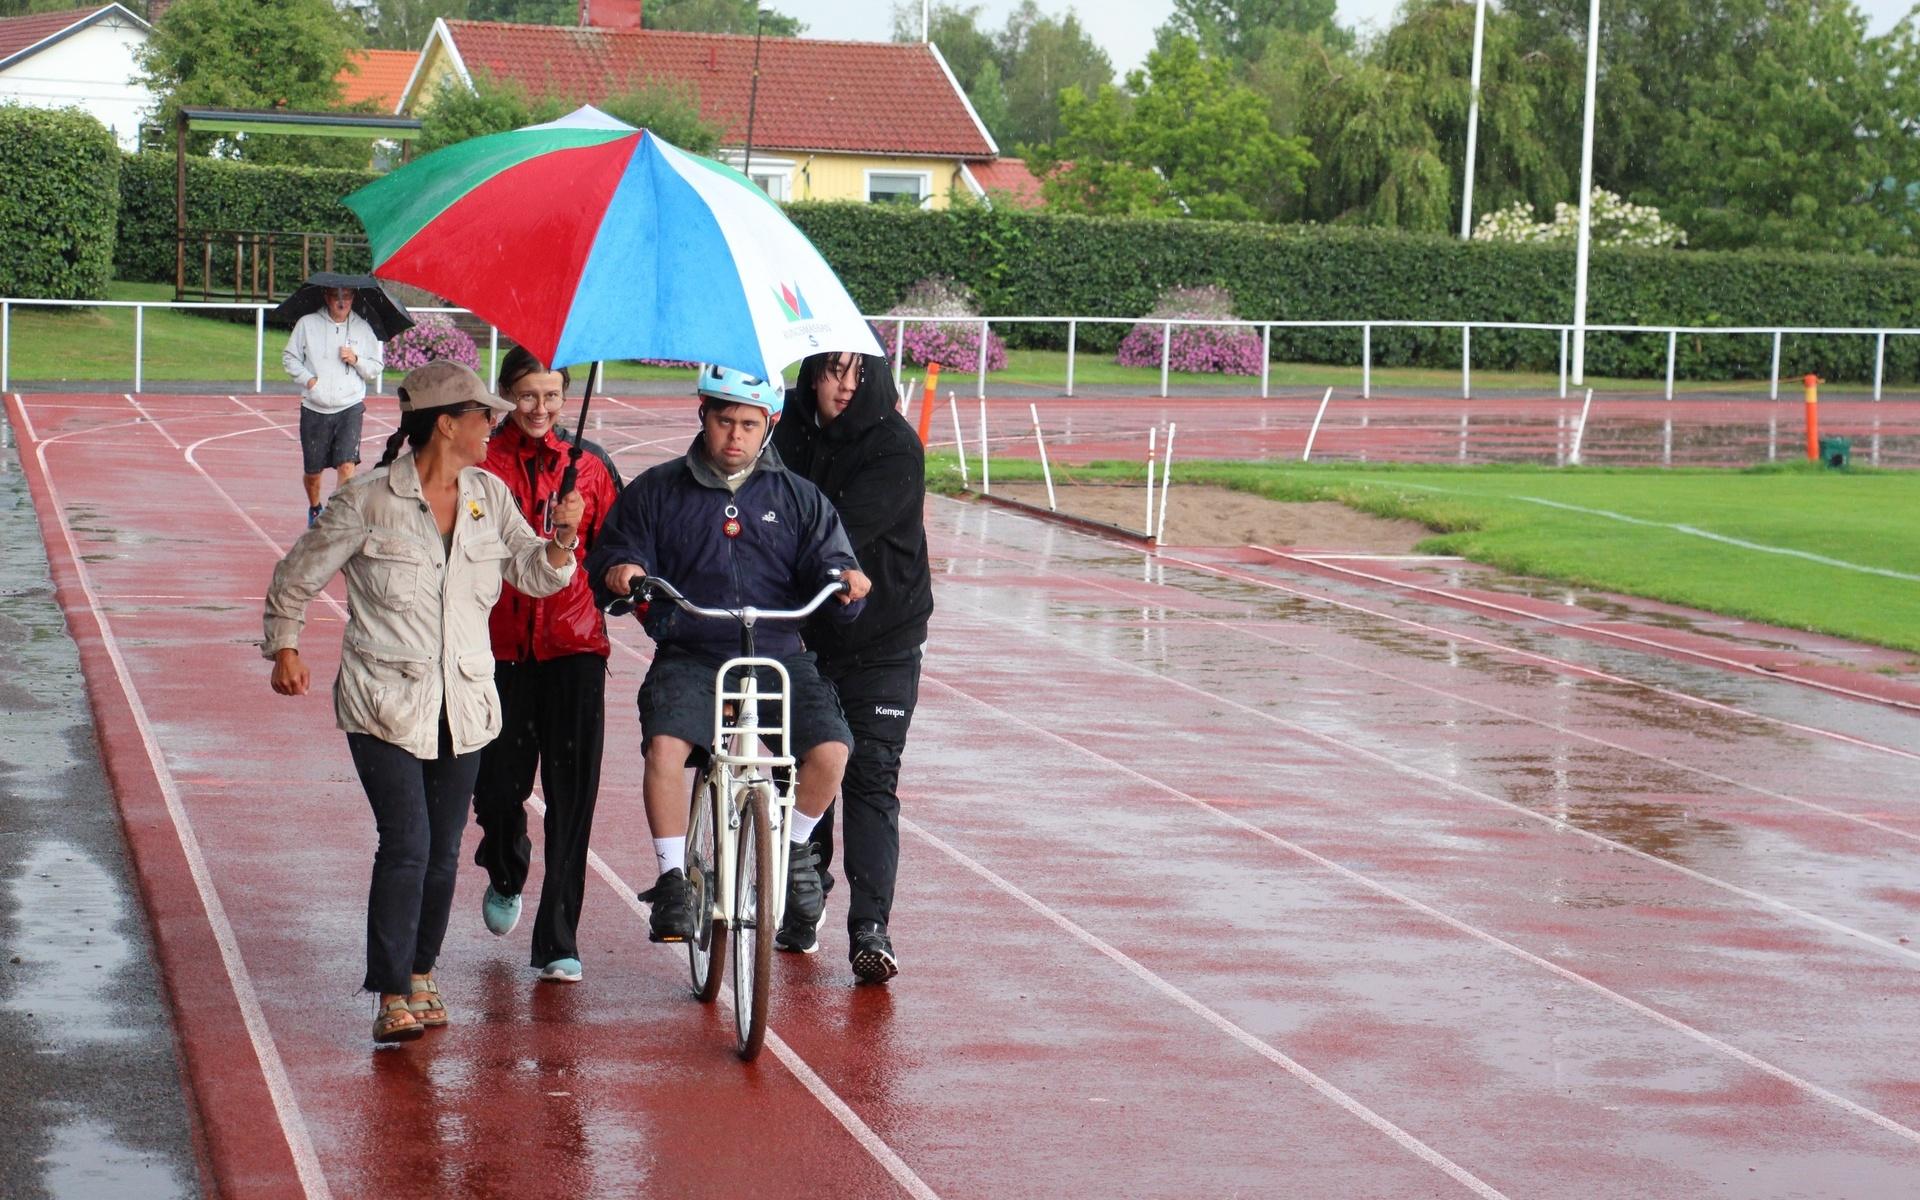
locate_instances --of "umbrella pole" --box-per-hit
[557,359,599,512]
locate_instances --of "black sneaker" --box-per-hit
[850,922,898,984]
[775,842,824,954]
[638,868,695,943]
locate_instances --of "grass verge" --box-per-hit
[930,453,1920,654]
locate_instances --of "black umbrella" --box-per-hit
[268,272,415,341]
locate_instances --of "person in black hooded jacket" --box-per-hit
[770,350,933,983]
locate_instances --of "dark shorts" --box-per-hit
[300,402,364,475]
[639,646,851,761]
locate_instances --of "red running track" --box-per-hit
[10,390,1920,1198]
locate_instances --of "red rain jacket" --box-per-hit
[481,421,619,662]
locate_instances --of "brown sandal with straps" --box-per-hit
[374,994,424,1043]
[408,974,447,1029]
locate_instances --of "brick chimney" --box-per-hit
[578,0,642,28]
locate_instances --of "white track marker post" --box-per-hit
[1144,426,1158,540]
[1156,422,1176,542]
[1569,388,1594,465]
[978,394,990,494]
[133,304,144,394]
[948,389,969,489]
[254,308,265,392]
[1302,386,1334,462]
[1030,403,1057,511]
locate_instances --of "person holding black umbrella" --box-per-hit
[280,278,389,527]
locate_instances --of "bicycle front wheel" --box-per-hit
[686,771,724,1003]
[731,785,773,1061]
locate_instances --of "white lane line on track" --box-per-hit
[16,393,333,1199]
[918,666,1920,1151]
[900,816,1513,1198]
[1254,544,1920,714]
[934,576,1920,969]
[531,793,943,1200]
[121,399,932,1197]
[1179,547,1920,761]
[966,537,1920,846]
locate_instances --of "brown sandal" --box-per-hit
[408,975,447,1028]
[374,994,424,1043]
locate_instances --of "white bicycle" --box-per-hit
[625,573,848,1060]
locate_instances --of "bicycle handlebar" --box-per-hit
[618,570,848,625]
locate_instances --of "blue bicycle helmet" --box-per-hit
[695,363,784,417]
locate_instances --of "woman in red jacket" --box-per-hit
[471,346,621,983]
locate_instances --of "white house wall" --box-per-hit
[0,18,152,149]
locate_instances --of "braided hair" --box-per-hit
[376,389,443,469]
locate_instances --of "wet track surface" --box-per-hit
[7,391,1919,1197]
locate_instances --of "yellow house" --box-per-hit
[396,15,1034,209]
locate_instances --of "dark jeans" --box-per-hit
[347,719,480,995]
[813,650,921,933]
[471,653,606,967]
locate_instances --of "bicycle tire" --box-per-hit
[686,771,724,1003]
[731,785,773,1061]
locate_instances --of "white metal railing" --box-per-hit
[3,297,1916,403]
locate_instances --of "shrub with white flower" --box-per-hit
[1115,284,1263,375]
[1473,188,1687,249]
[385,314,480,372]
[875,276,1007,373]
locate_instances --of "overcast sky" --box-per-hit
[783,0,1920,75]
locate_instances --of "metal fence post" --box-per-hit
[1,301,9,393]
[1558,327,1568,398]
[255,307,265,393]
[976,319,988,399]
[134,304,144,393]
[893,318,905,383]
[1875,331,1886,401]
[1461,325,1471,399]
[1260,324,1271,399]
[1159,322,1171,399]
[489,326,499,385]
[1362,323,1371,398]
[1665,330,1676,400]
[1770,330,1782,400]
[1065,318,1076,397]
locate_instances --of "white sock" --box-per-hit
[653,837,685,875]
[787,809,821,845]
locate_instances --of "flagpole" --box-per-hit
[1572,0,1601,386]
[1460,0,1487,239]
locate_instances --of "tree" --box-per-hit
[1155,0,1353,65]
[418,70,722,155]
[995,2,1113,149]
[1034,36,1316,222]
[893,3,997,94]
[968,59,1013,146]
[646,0,803,37]
[358,0,468,51]
[137,0,369,168]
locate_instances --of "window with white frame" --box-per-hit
[721,152,793,201]
[866,171,931,206]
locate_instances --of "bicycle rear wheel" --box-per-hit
[686,772,724,1003]
[731,785,773,1060]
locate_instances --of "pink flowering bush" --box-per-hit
[385,314,479,372]
[1115,285,1262,376]
[875,276,1007,373]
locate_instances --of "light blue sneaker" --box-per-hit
[482,885,521,936]
[539,957,582,983]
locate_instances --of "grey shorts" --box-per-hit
[300,402,364,475]
[638,646,851,762]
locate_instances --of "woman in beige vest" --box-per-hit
[262,361,584,1043]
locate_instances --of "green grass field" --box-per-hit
[931,455,1920,655]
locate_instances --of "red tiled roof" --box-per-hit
[435,21,995,158]
[0,5,116,65]
[970,157,1044,208]
[338,48,417,112]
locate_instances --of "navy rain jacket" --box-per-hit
[587,436,864,663]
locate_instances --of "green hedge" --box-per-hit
[117,152,378,286]
[0,107,120,300]
[787,202,1920,382]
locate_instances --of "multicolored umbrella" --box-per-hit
[343,107,880,381]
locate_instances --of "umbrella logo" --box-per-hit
[772,281,814,323]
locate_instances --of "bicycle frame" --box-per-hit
[702,655,796,938]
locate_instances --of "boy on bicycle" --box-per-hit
[587,365,871,945]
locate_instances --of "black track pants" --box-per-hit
[813,651,920,933]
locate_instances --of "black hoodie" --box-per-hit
[773,353,933,663]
